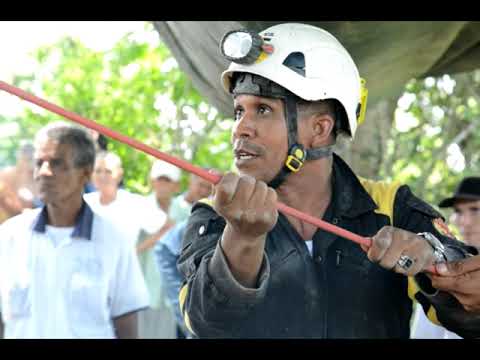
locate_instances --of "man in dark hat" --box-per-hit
[411,176,480,337]
[439,177,480,248]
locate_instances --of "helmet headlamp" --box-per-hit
[220,29,265,65]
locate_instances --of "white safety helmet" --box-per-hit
[221,23,367,138]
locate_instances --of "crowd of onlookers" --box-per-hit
[0,124,211,338]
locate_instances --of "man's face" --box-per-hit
[232,94,288,182]
[92,158,122,194]
[34,138,91,205]
[151,176,179,202]
[451,199,480,247]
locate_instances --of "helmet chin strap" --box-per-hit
[267,95,333,189]
[305,146,334,160]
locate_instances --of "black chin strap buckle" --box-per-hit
[285,144,306,173]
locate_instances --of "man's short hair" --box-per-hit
[297,99,349,139]
[34,121,96,168]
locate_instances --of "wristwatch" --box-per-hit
[417,232,447,264]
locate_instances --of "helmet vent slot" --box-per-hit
[282,52,305,77]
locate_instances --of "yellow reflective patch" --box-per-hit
[179,284,188,313]
[178,284,196,335]
[357,78,368,125]
[255,51,268,64]
[409,275,441,326]
[197,197,214,207]
[184,311,194,335]
[407,277,420,302]
[427,305,441,326]
[358,177,402,221]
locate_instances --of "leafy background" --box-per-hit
[1,22,479,218]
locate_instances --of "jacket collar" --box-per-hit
[331,153,378,219]
[32,200,94,240]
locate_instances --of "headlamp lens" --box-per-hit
[220,29,264,65]
[223,31,253,59]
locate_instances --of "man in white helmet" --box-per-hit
[177,23,480,338]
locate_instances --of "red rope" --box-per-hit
[1,80,439,274]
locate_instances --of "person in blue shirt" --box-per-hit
[155,220,189,337]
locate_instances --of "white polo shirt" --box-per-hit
[0,202,150,339]
[140,193,168,234]
[84,189,155,248]
[410,303,462,339]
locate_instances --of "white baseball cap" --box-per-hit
[150,160,181,182]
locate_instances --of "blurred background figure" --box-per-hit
[84,151,176,338]
[0,142,36,223]
[155,220,189,338]
[410,176,480,339]
[84,130,108,193]
[169,173,213,223]
[441,177,480,249]
[84,151,144,246]
[155,169,213,339]
[0,122,149,339]
[146,159,181,213]
[137,159,181,254]
[134,159,183,339]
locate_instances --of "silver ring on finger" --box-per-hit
[397,254,415,271]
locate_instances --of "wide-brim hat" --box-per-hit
[438,176,480,208]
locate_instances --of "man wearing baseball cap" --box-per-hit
[135,160,182,338]
[149,160,182,212]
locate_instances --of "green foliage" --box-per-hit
[382,71,480,206]
[3,22,479,212]
[9,23,234,194]
[0,115,22,167]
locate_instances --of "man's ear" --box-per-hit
[310,113,335,147]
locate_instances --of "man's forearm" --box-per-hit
[137,222,174,253]
[113,312,138,339]
[214,224,266,288]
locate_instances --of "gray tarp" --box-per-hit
[153,21,480,116]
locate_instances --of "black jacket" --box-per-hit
[178,154,479,338]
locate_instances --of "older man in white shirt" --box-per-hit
[0,122,149,339]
